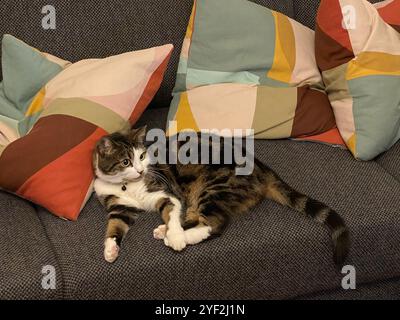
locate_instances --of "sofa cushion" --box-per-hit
[300,276,400,300]
[253,139,400,298]
[37,107,400,299]
[376,140,400,183]
[0,191,62,299]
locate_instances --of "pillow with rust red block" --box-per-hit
[167,0,345,146]
[0,34,173,220]
[316,0,400,160]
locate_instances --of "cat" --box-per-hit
[93,126,350,265]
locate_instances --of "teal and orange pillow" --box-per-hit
[0,35,173,220]
[316,0,400,160]
[168,0,344,146]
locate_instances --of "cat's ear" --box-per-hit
[130,125,147,144]
[97,136,114,156]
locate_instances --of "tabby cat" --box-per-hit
[93,126,350,265]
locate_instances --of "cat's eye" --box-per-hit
[121,159,131,167]
[140,152,146,161]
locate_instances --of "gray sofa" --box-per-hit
[1,0,399,300]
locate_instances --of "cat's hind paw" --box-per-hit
[104,237,120,263]
[153,224,167,240]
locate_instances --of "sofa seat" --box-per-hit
[33,107,400,299]
[376,141,400,183]
[0,192,62,299]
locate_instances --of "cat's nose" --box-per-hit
[137,169,144,175]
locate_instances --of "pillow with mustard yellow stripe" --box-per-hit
[167,0,344,146]
[316,0,400,160]
[0,35,70,146]
[0,34,173,220]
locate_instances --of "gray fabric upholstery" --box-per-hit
[35,107,400,299]
[376,142,400,183]
[292,0,321,29]
[0,191,62,299]
[300,277,400,300]
[135,106,169,131]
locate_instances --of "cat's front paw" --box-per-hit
[104,237,120,263]
[153,224,167,240]
[164,230,186,251]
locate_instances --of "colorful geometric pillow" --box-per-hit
[316,0,400,160]
[0,36,173,220]
[167,0,342,145]
[0,35,70,147]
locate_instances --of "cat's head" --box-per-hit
[93,126,149,184]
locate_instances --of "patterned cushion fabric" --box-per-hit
[0,38,173,220]
[316,0,400,160]
[167,0,343,145]
[0,35,69,146]
[375,0,400,32]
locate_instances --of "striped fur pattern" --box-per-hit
[93,127,350,265]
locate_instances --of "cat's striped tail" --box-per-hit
[255,159,350,265]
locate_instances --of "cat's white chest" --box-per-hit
[124,180,151,205]
[94,178,166,212]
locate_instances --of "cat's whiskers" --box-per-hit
[147,169,171,188]
[150,172,170,188]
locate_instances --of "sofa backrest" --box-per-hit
[0,0,381,108]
